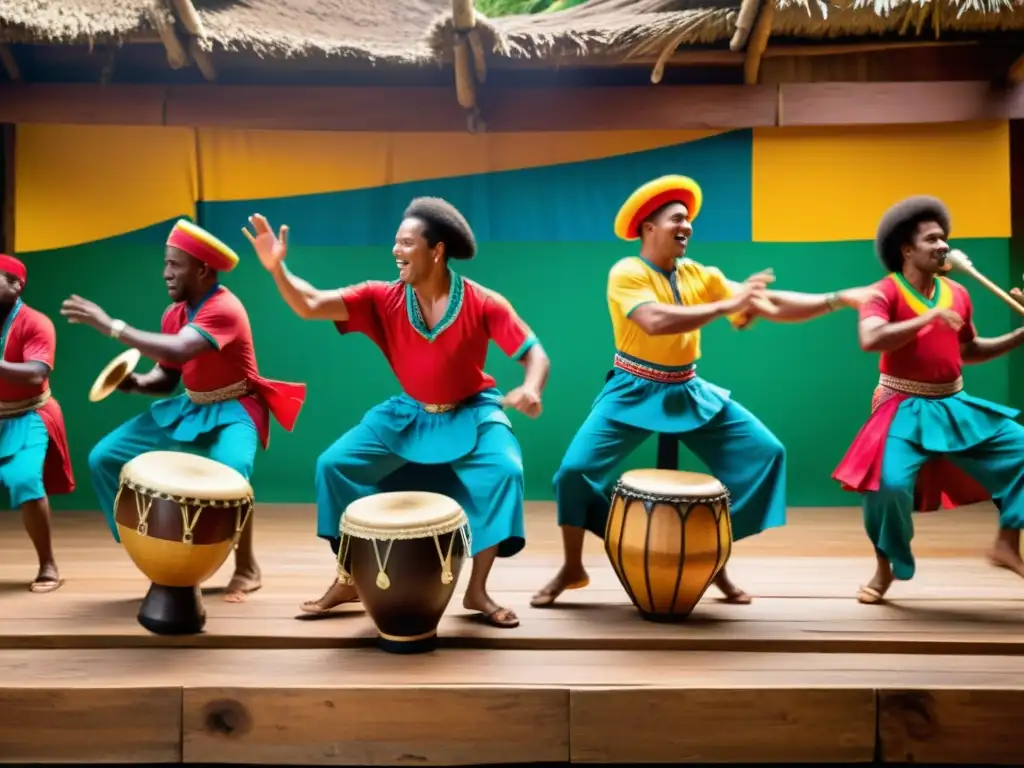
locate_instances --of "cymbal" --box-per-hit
[89,348,142,403]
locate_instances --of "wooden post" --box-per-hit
[0,124,13,255]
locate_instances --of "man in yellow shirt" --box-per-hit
[532,175,876,607]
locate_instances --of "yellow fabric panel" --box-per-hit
[751,121,1010,242]
[197,129,722,202]
[15,125,197,253]
[607,256,741,368]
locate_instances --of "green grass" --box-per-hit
[475,0,588,16]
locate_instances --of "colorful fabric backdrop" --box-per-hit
[12,121,1016,510]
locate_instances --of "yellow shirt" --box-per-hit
[607,256,745,369]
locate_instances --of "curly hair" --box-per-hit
[874,196,951,273]
[403,197,477,261]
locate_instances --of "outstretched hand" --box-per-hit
[60,294,113,335]
[242,214,289,272]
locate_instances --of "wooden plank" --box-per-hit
[571,687,876,763]
[0,687,182,763]
[2,81,1024,131]
[879,689,1024,764]
[780,80,1024,126]
[182,686,568,765]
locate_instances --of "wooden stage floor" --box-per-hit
[2,502,1023,765]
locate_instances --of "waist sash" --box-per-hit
[878,373,963,399]
[613,352,697,384]
[186,380,251,405]
[0,388,51,419]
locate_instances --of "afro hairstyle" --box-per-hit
[874,195,951,273]
[402,197,477,261]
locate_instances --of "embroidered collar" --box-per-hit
[406,269,464,342]
[889,272,952,316]
[187,283,221,322]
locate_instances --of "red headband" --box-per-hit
[0,254,26,285]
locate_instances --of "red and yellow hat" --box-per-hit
[166,219,239,273]
[613,175,703,241]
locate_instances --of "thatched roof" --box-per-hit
[772,0,1024,39]
[3,0,1024,67]
[428,0,739,62]
[0,0,453,62]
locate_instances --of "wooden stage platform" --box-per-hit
[2,502,1023,765]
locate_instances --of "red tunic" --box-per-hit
[833,275,989,510]
[335,274,536,403]
[0,302,74,495]
[159,285,307,448]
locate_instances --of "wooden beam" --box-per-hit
[744,0,775,85]
[0,44,19,81]
[1,81,1023,131]
[0,124,13,255]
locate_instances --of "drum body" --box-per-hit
[338,491,470,654]
[115,451,254,635]
[605,468,732,622]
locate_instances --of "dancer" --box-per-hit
[0,254,74,593]
[60,219,307,602]
[833,195,1024,603]
[533,175,876,608]
[243,197,549,628]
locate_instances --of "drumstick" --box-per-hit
[945,249,1024,318]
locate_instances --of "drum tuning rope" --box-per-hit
[115,478,254,545]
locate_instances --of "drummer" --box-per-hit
[0,254,74,593]
[60,220,307,603]
[242,198,550,629]
[532,175,878,608]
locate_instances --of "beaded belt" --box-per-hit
[0,389,50,419]
[614,353,696,384]
[186,380,251,405]
[878,373,963,398]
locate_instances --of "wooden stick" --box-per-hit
[960,265,1024,318]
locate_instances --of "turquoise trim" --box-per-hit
[188,322,220,351]
[636,256,682,304]
[187,283,221,322]
[616,349,696,373]
[406,269,464,343]
[625,300,654,318]
[1,298,23,357]
[511,335,538,361]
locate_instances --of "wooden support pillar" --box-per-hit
[0,124,13,255]
[1007,120,1024,413]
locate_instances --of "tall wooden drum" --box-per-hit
[338,491,470,654]
[114,451,253,635]
[605,468,732,622]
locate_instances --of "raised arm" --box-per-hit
[60,295,214,366]
[243,214,350,321]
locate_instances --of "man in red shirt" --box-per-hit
[243,198,550,628]
[834,195,1024,603]
[0,254,74,593]
[61,220,307,602]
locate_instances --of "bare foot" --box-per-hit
[223,567,262,604]
[713,570,751,604]
[299,579,360,614]
[464,591,519,628]
[986,535,1024,579]
[530,564,590,607]
[857,559,894,604]
[29,562,62,594]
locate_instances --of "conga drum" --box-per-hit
[114,451,254,635]
[604,468,733,622]
[337,491,470,654]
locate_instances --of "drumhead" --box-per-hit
[120,451,253,501]
[618,468,725,499]
[342,491,466,539]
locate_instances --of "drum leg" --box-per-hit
[137,583,207,635]
[377,630,439,655]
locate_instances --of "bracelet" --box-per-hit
[824,292,841,311]
[109,319,126,339]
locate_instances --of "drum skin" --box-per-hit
[605,468,733,621]
[116,491,239,588]
[345,530,467,648]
